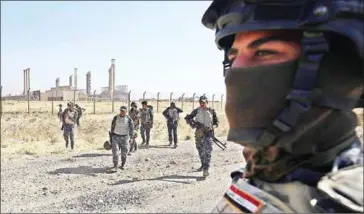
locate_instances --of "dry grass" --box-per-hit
[1,101,228,157]
[1,101,362,157]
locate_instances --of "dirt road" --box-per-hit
[1,140,243,213]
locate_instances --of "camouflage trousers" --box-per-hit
[111,134,129,166]
[140,124,151,144]
[167,121,178,144]
[63,124,75,149]
[195,129,213,170]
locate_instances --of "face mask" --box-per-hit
[225,60,298,144]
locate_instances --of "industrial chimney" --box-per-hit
[108,67,112,98]
[23,68,30,97]
[86,71,91,96]
[23,69,26,96]
[111,59,115,96]
[69,75,73,87]
[74,68,78,89]
[56,78,60,87]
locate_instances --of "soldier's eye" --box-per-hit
[254,50,278,57]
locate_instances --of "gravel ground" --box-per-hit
[1,139,244,213]
[1,125,362,213]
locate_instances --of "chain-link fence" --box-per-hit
[0,88,225,115]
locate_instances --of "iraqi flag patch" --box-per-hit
[225,184,264,213]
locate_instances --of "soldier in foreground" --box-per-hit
[128,102,140,154]
[201,0,363,212]
[162,102,183,148]
[110,106,134,170]
[139,101,154,148]
[185,95,219,177]
[74,104,85,127]
[62,102,78,149]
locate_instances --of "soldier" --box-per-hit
[139,101,154,148]
[201,0,364,212]
[162,102,183,148]
[57,104,63,122]
[110,106,134,170]
[61,102,78,149]
[74,104,85,127]
[185,95,219,177]
[128,102,140,154]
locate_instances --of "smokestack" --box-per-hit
[56,78,60,87]
[86,71,91,96]
[69,75,73,87]
[23,69,26,96]
[111,59,115,95]
[74,68,78,89]
[108,67,112,97]
[27,68,30,91]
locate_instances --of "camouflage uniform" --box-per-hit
[75,104,85,127]
[61,106,78,149]
[162,103,183,147]
[201,0,364,213]
[57,105,63,122]
[128,106,139,153]
[110,112,134,169]
[139,107,153,146]
[186,105,218,175]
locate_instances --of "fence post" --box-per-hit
[221,94,224,111]
[73,90,76,104]
[181,93,185,110]
[27,89,30,114]
[157,92,160,113]
[0,86,2,117]
[93,90,96,114]
[192,93,196,110]
[128,90,132,110]
[212,94,215,109]
[52,90,54,115]
[169,92,173,104]
[143,91,146,100]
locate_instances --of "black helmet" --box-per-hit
[120,106,127,111]
[199,95,208,103]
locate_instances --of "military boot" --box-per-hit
[141,136,146,145]
[203,170,209,177]
[133,141,138,152]
[65,141,69,148]
[120,157,126,170]
[197,166,203,172]
[168,141,172,146]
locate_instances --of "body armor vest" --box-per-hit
[195,107,213,128]
[114,115,129,136]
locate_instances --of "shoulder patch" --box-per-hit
[225,184,264,213]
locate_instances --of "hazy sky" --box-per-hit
[1,1,225,98]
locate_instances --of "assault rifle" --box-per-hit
[185,117,227,150]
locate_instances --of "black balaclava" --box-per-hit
[225,52,362,181]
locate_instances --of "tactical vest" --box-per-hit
[195,107,213,128]
[64,110,75,125]
[129,109,138,121]
[168,108,179,122]
[140,108,151,123]
[114,115,129,136]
